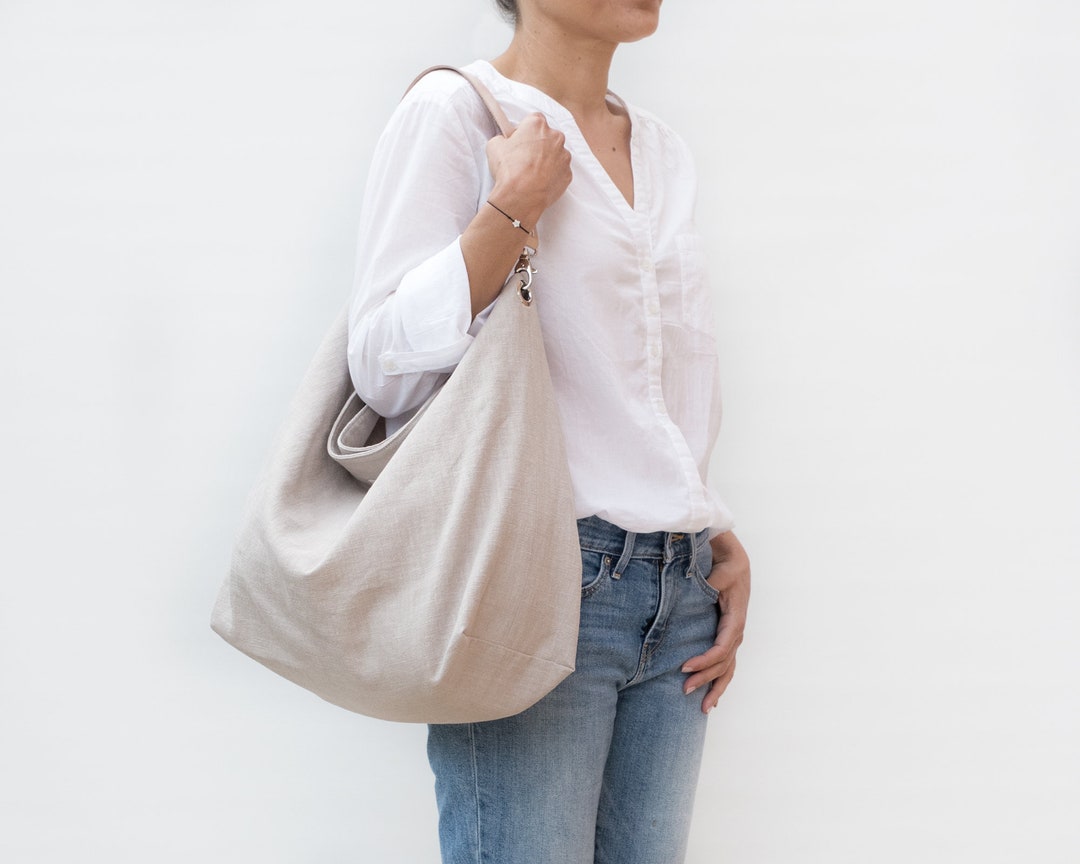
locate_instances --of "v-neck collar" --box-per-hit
[474,60,641,217]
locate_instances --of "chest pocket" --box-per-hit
[656,232,715,333]
[675,233,715,332]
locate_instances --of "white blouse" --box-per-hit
[347,60,734,536]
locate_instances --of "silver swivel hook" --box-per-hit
[514,247,537,306]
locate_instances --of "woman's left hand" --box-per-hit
[681,530,751,713]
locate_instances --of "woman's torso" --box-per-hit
[348,60,731,535]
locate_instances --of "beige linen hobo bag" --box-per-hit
[210,67,581,724]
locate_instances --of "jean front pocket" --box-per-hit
[580,550,614,599]
[689,540,720,604]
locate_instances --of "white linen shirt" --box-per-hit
[347,60,734,537]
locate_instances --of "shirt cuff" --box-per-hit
[378,238,474,375]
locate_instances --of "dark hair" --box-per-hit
[493,0,519,25]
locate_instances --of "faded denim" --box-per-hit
[427,515,719,864]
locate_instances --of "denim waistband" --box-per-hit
[576,515,709,562]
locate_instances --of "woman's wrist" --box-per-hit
[487,183,545,233]
[461,204,543,318]
[709,530,745,567]
[486,200,536,239]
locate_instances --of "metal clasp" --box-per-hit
[513,247,537,306]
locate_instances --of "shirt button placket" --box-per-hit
[634,226,664,402]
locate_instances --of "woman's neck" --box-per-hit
[490,26,617,123]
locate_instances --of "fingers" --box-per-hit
[511,112,561,137]
[513,112,563,141]
[682,646,739,714]
[681,644,736,693]
[702,657,736,713]
[488,113,566,155]
[485,115,572,227]
[681,612,745,712]
[679,541,751,714]
[684,612,744,672]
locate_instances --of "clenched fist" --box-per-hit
[485,112,573,231]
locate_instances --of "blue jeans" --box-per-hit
[427,515,720,864]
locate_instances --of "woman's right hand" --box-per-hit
[459,114,571,318]
[485,113,573,230]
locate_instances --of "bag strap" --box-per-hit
[404,65,513,137]
[402,66,535,298]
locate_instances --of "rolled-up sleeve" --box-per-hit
[377,238,475,375]
[346,73,496,420]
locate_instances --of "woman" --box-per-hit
[347,1,751,861]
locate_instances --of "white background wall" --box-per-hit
[2,1,1077,861]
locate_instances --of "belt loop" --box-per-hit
[612,529,635,580]
[690,529,712,578]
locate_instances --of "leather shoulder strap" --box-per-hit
[404,65,513,138]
